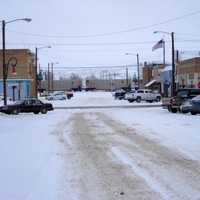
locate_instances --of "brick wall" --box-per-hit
[0,49,36,96]
[177,57,200,88]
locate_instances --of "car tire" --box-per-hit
[41,108,47,114]
[171,108,178,113]
[128,99,134,103]
[136,97,141,103]
[167,105,172,112]
[191,111,197,115]
[12,109,19,115]
[156,96,161,102]
[34,111,40,114]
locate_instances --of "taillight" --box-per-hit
[170,98,176,104]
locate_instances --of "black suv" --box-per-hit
[0,98,54,114]
[167,88,200,113]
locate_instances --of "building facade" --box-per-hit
[142,62,164,92]
[176,57,200,88]
[0,49,36,100]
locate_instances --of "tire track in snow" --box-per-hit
[95,112,200,200]
[58,112,162,200]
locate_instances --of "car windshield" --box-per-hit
[177,90,188,97]
[192,95,200,101]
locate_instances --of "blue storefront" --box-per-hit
[0,79,31,101]
[160,66,172,97]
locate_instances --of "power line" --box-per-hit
[2,39,200,47]
[6,10,200,38]
[41,65,138,70]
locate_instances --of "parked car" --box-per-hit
[66,90,73,99]
[190,95,200,115]
[0,95,12,101]
[46,91,67,100]
[125,90,136,102]
[162,88,200,113]
[113,89,126,100]
[0,98,53,114]
[126,89,161,103]
[180,99,193,113]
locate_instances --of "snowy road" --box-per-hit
[55,111,200,200]
[0,92,200,200]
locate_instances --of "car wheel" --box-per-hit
[156,96,161,102]
[33,111,40,114]
[128,99,134,103]
[191,111,197,115]
[181,110,189,114]
[171,108,178,113]
[136,97,141,103]
[12,109,19,115]
[41,108,47,114]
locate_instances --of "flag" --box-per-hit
[152,39,164,51]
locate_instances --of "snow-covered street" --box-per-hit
[0,92,200,200]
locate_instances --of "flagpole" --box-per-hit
[163,40,165,67]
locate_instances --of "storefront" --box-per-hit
[0,79,31,101]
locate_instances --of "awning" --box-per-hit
[145,79,157,87]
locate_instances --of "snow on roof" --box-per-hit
[145,79,156,87]
[162,66,172,72]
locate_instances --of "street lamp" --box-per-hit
[125,53,140,88]
[1,18,32,105]
[35,46,51,98]
[154,31,175,97]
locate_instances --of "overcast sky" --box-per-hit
[1,0,200,77]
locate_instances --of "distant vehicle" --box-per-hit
[66,90,73,99]
[0,95,12,101]
[125,90,136,102]
[113,89,126,100]
[0,98,53,114]
[162,88,200,113]
[126,89,161,103]
[46,91,67,100]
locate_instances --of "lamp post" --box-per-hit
[1,18,31,105]
[35,46,51,98]
[154,31,175,97]
[125,53,140,89]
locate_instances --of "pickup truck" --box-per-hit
[126,89,161,103]
[162,88,200,113]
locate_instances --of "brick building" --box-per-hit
[0,49,36,100]
[142,62,153,86]
[142,62,164,92]
[177,57,200,88]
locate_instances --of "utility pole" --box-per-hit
[47,63,50,93]
[2,20,7,105]
[51,63,54,91]
[35,47,38,98]
[136,54,140,89]
[126,67,129,88]
[171,32,175,97]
